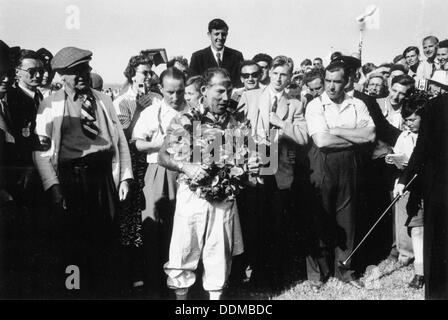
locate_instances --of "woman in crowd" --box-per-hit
[113,53,162,294]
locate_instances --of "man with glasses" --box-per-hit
[231,60,260,103]
[33,46,133,298]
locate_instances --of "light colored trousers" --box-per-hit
[394,193,414,262]
[164,183,244,293]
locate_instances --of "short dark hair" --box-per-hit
[208,18,228,32]
[438,39,448,49]
[390,64,407,74]
[422,35,439,44]
[185,75,205,91]
[325,61,349,83]
[159,67,186,86]
[391,74,415,88]
[167,56,188,69]
[300,59,312,67]
[379,62,393,69]
[362,62,377,76]
[16,49,41,68]
[303,68,324,86]
[252,53,273,68]
[403,46,420,57]
[401,92,428,119]
[313,57,323,63]
[123,54,153,84]
[239,60,260,74]
[203,67,231,86]
[330,51,342,62]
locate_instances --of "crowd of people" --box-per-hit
[1,18,448,300]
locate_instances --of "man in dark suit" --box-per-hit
[395,93,448,300]
[7,50,44,175]
[189,18,244,87]
[1,46,44,298]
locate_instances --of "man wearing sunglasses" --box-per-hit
[33,46,133,298]
[231,60,261,103]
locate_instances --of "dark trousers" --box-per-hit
[52,152,123,299]
[242,176,293,290]
[0,168,45,299]
[424,179,448,300]
[352,157,395,273]
[307,146,360,282]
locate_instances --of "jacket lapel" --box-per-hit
[277,94,290,121]
[258,87,271,133]
[206,47,219,67]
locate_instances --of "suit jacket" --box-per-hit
[237,87,308,189]
[6,86,40,167]
[33,88,133,191]
[399,94,448,202]
[189,46,244,87]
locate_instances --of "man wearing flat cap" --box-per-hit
[33,46,133,298]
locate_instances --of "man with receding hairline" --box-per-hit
[416,35,439,81]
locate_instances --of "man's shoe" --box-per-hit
[347,279,364,289]
[409,275,424,289]
[309,280,324,292]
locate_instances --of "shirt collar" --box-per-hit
[18,83,37,98]
[321,91,355,112]
[268,85,284,101]
[210,46,225,58]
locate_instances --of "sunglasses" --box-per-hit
[241,72,259,79]
[17,67,45,77]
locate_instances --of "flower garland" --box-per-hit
[167,106,265,202]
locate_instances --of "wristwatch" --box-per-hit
[177,162,184,173]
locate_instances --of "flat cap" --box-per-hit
[330,55,361,72]
[51,46,92,71]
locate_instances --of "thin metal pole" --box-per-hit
[340,173,418,267]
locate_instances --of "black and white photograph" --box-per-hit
[1,0,448,303]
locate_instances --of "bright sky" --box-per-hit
[1,0,447,84]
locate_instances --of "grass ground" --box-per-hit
[274,258,424,300]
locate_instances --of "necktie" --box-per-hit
[80,94,100,139]
[216,52,222,67]
[271,95,278,113]
[33,90,43,109]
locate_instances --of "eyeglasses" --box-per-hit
[17,67,45,77]
[241,72,259,79]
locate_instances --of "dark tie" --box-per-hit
[33,90,43,109]
[80,94,99,139]
[216,52,222,67]
[271,95,278,113]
